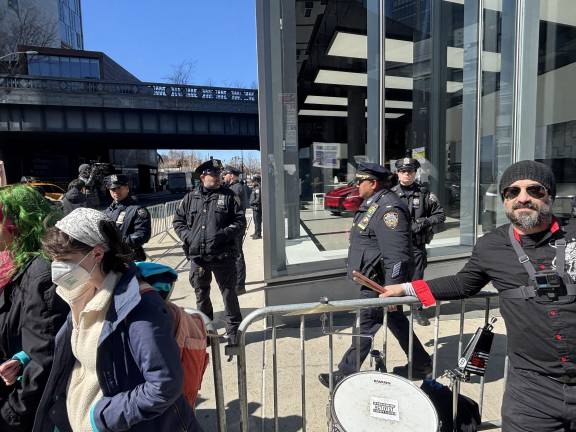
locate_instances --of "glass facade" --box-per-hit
[257,0,576,281]
[27,54,100,79]
[59,0,83,50]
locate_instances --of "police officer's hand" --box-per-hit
[411,218,429,233]
[378,284,406,298]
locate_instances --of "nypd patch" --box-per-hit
[429,193,438,203]
[137,208,148,218]
[383,210,399,229]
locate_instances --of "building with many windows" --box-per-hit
[256,0,576,302]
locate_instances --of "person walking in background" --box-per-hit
[78,163,100,208]
[173,159,245,348]
[223,166,247,295]
[392,156,446,326]
[250,175,262,239]
[0,185,68,431]
[103,174,151,261]
[62,179,87,215]
[36,208,201,432]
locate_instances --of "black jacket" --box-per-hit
[61,189,87,216]
[173,186,246,261]
[103,197,152,261]
[348,188,413,285]
[0,257,68,431]
[249,184,261,210]
[424,220,576,378]
[227,181,247,210]
[392,182,446,246]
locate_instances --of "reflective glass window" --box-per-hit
[69,57,81,77]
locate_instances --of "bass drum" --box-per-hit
[329,371,438,432]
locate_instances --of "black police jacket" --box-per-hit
[392,182,446,246]
[227,180,247,210]
[103,197,152,249]
[173,186,246,260]
[0,257,68,431]
[423,220,576,378]
[249,185,261,210]
[348,188,413,286]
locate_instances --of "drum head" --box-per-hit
[331,371,438,432]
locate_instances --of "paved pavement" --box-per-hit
[145,214,505,432]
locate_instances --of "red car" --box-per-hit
[324,182,363,215]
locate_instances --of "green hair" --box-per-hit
[0,185,60,270]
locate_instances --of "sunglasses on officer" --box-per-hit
[354,177,375,186]
[502,184,548,200]
[397,168,416,174]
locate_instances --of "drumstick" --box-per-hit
[352,270,387,294]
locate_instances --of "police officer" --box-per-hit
[103,174,151,261]
[223,166,247,295]
[318,163,432,388]
[78,163,99,208]
[393,157,446,326]
[172,159,246,347]
[382,160,576,431]
[250,175,262,239]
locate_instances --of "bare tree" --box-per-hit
[0,5,58,71]
[164,59,198,86]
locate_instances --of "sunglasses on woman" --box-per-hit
[502,184,548,200]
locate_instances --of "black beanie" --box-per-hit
[499,160,556,199]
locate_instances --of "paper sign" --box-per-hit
[370,397,400,421]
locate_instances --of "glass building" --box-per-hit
[256,0,576,288]
[59,0,84,50]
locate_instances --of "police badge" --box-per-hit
[383,210,399,229]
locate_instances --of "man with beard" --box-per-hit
[173,158,246,348]
[380,160,576,431]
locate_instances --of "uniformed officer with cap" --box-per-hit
[392,156,446,326]
[318,162,432,388]
[103,174,152,261]
[223,165,247,295]
[249,175,262,239]
[173,158,246,347]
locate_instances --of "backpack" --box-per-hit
[135,262,210,408]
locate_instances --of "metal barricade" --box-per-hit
[234,292,502,432]
[186,308,227,432]
[147,203,167,239]
[161,199,183,243]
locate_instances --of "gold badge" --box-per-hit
[383,210,399,229]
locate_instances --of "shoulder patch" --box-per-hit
[429,193,438,203]
[137,207,149,217]
[383,210,399,229]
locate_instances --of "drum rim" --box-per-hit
[329,371,439,430]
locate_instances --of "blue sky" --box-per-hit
[82,0,260,161]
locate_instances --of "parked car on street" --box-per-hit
[324,182,362,215]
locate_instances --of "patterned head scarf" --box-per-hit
[55,208,111,250]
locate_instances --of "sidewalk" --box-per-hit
[145,222,505,432]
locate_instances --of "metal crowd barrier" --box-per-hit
[145,199,184,263]
[187,309,227,432]
[234,292,503,432]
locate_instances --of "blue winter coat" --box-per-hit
[32,266,202,432]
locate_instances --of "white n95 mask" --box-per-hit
[51,252,96,298]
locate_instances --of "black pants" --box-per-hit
[252,207,262,236]
[234,235,246,291]
[502,367,576,431]
[189,258,242,336]
[412,245,428,280]
[338,289,432,375]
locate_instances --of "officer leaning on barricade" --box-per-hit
[103,174,151,261]
[249,175,262,239]
[382,160,576,432]
[172,159,246,348]
[392,156,446,326]
[223,165,247,295]
[318,162,432,388]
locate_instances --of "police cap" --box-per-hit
[395,157,421,171]
[355,162,391,182]
[104,174,129,189]
[252,175,261,182]
[223,166,241,176]
[195,159,223,176]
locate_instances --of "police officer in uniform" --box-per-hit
[103,174,151,261]
[382,160,576,431]
[223,166,247,295]
[318,163,432,388]
[250,175,262,239]
[173,159,246,346]
[392,157,446,325]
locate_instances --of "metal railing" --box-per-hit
[0,74,258,103]
[234,292,502,432]
[145,200,184,263]
[188,309,227,432]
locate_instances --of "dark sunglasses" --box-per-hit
[397,169,415,174]
[502,185,548,200]
[355,178,374,185]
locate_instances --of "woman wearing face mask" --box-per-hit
[0,185,68,431]
[34,207,201,432]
